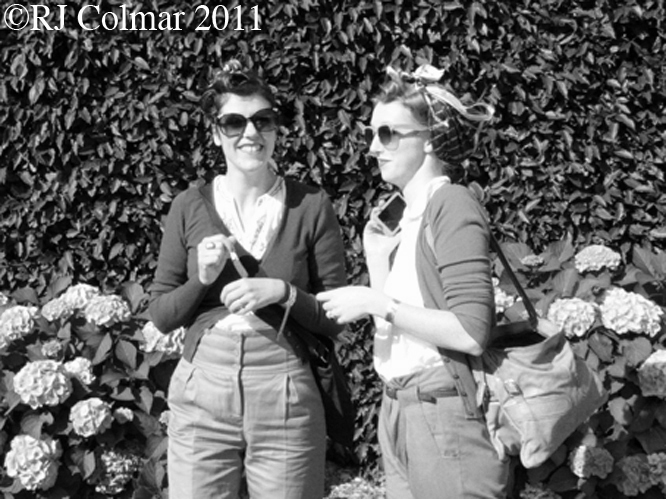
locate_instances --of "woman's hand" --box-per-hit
[363,208,401,261]
[316,286,390,324]
[198,235,236,285]
[221,278,286,315]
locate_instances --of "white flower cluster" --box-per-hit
[568,445,614,479]
[13,360,73,409]
[638,350,666,399]
[521,254,544,268]
[94,449,142,495]
[600,287,664,337]
[0,291,9,306]
[547,298,598,338]
[4,434,62,491]
[41,283,101,322]
[519,483,562,499]
[41,339,63,358]
[158,410,170,428]
[70,398,113,437]
[492,278,516,315]
[140,321,185,357]
[326,476,386,499]
[113,407,134,424]
[648,452,666,491]
[616,455,653,496]
[574,244,622,273]
[83,294,131,327]
[0,305,38,350]
[64,357,95,385]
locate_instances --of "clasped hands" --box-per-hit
[198,234,285,315]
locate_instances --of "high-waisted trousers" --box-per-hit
[379,365,509,499]
[167,324,326,499]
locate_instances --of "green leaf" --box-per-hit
[20,412,54,439]
[115,340,137,370]
[635,426,666,454]
[588,332,614,363]
[633,246,659,277]
[622,337,652,367]
[92,333,113,365]
[552,268,579,297]
[120,281,147,314]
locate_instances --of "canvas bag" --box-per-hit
[422,190,607,469]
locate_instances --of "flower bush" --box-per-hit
[0,280,176,497]
[495,239,666,498]
[1,239,665,498]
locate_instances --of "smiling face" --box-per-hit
[369,101,430,190]
[212,93,276,175]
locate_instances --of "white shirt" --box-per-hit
[212,174,286,332]
[373,177,451,381]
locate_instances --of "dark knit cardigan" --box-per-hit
[148,179,347,362]
[415,183,494,419]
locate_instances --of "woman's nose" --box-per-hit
[240,119,260,138]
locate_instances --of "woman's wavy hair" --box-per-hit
[375,66,494,182]
[200,60,276,117]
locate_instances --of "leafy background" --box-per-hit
[1,0,665,497]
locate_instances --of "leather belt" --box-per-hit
[385,386,458,403]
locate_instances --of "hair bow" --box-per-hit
[410,64,446,84]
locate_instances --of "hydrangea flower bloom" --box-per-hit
[574,244,621,273]
[4,434,62,491]
[83,295,131,327]
[520,254,544,268]
[519,483,562,499]
[159,410,171,428]
[492,278,516,315]
[94,449,142,495]
[140,321,185,357]
[648,452,666,487]
[0,305,38,349]
[61,283,102,310]
[41,284,101,322]
[638,350,666,399]
[547,298,598,338]
[600,287,664,337]
[0,291,9,306]
[568,445,614,479]
[41,339,63,358]
[13,360,73,409]
[70,398,113,437]
[113,407,134,424]
[64,357,95,385]
[616,455,653,496]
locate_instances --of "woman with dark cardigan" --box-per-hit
[149,60,346,499]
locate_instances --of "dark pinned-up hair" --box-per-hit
[200,60,276,117]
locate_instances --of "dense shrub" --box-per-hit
[1,0,665,495]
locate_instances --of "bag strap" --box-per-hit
[487,232,539,328]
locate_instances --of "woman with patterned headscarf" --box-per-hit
[318,64,508,498]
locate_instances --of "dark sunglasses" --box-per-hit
[216,108,279,137]
[364,125,428,151]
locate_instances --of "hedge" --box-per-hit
[1,0,665,497]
